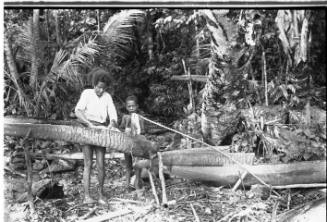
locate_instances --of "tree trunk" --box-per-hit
[146,10,154,61]
[194,10,201,76]
[54,10,61,48]
[4,33,32,116]
[29,9,40,89]
[4,119,158,159]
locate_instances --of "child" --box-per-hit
[119,95,145,188]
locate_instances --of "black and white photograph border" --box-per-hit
[2,1,327,222]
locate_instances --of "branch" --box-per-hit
[77,209,132,222]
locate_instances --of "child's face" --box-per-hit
[126,100,138,113]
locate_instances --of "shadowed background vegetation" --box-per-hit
[4,9,326,162]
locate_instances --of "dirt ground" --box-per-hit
[4,156,326,222]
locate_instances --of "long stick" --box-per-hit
[272,183,326,189]
[232,171,248,191]
[158,153,168,206]
[77,209,132,222]
[147,170,160,206]
[190,203,200,222]
[22,129,34,212]
[140,115,281,197]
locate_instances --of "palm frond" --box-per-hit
[57,37,100,89]
[73,38,99,66]
[17,19,34,63]
[101,9,145,59]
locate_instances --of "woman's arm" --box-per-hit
[107,94,118,128]
[75,109,94,127]
[75,90,94,127]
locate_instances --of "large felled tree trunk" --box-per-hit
[4,118,158,159]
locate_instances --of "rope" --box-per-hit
[139,115,281,197]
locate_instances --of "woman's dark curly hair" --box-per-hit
[88,68,111,87]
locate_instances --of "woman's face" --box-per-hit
[126,100,138,113]
[94,81,107,97]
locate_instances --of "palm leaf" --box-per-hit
[18,19,34,59]
[101,9,145,60]
[59,37,100,88]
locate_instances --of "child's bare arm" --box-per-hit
[119,115,127,131]
[140,117,146,134]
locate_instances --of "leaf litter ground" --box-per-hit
[4,157,325,222]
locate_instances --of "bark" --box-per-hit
[169,160,326,187]
[4,34,32,116]
[29,9,40,89]
[4,119,158,159]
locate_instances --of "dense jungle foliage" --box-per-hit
[3,9,326,162]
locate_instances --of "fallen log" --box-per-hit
[4,118,158,159]
[168,160,326,187]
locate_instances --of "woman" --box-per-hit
[75,68,118,205]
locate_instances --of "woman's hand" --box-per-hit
[108,125,121,132]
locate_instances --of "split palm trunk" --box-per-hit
[4,118,158,159]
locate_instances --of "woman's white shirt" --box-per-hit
[75,89,117,124]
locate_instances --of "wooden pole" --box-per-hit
[147,170,160,206]
[22,129,34,212]
[272,183,326,189]
[77,209,132,222]
[158,153,168,206]
[232,171,248,191]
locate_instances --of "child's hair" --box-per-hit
[125,95,138,104]
[88,67,111,87]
